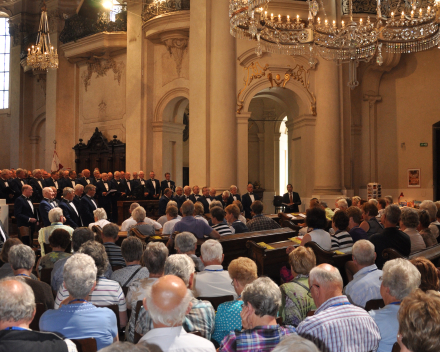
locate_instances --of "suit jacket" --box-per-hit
[121,179,133,196]
[198,196,210,214]
[96,181,112,208]
[229,194,242,203]
[10,178,27,198]
[221,198,233,208]
[146,178,161,199]
[77,177,93,187]
[161,180,176,194]
[29,178,45,203]
[282,192,302,213]
[44,178,62,199]
[158,195,171,216]
[73,195,82,211]
[14,195,39,228]
[132,179,146,199]
[62,178,77,189]
[178,194,191,209]
[189,194,203,204]
[0,220,9,248]
[58,199,81,228]
[242,192,261,219]
[39,199,57,227]
[0,178,14,202]
[80,195,98,227]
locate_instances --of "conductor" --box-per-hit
[282,184,301,212]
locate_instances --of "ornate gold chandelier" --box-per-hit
[26,2,59,71]
[229,0,440,89]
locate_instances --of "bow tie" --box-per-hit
[249,193,254,195]
[24,197,31,201]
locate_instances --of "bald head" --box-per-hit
[144,275,192,327]
[309,264,343,308]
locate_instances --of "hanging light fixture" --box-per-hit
[26,1,59,71]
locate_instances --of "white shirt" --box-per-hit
[249,192,255,202]
[69,202,79,216]
[194,265,238,299]
[38,180,43,188]
[27,198,34,212]
[140,179,145,185]
[88,219,111,229]
[53,179,58,188]
[126,181,131,190]
[87,195,98,209]
[163,218,181,235]
[121,216,162,231]
[0,224,7,242]
[151,179,156,189]
[206,198,212,205]
[139,326,215,352]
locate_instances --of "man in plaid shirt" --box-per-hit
[297,264,381,352]
[219,277,296,352]
[135,254,215,340]
[246,201,281,232]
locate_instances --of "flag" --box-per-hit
[51,150,63,172]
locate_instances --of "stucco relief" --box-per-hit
[80,124,126,144]
[161,43,189,86]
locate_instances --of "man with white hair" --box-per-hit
[38,208,73,256]
[369,258,421,352]
[229,185,241,202]
[219,277,296,352]
[193,239,237,299]
[40,187,57,227]
[138,275,216,351]
[88,208,111,229]
[59,187,81,228]
[220,190,232,208]
[73,184,84,209]
[178,186,192,210]
[334,198,348,213]
[136,255,215,341]
[297,264,380,352]
[121,202,162,231]
[343,240,383,308]
[189,185,202,203]
[40,254,118,350]
[0,277,78,351]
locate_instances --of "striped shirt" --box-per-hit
[331,230,354,249]
[212,221,234,236]
[344,264,383,308]
[104,242,126,267]
[54,277,127,312]
[297,296,381,352]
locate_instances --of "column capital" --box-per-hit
[237,112,252,124]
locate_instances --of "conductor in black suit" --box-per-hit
[146,171,161,200]
[14,185,39,246]
[241,183,260,219]
[80,184,98,227]
[158,188,173,216]
[59,187,81,228]
[282,184,302,213]
[161,172,176,195]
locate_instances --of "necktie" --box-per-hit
[290,193,293,203]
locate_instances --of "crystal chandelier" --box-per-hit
[26,2,59,71]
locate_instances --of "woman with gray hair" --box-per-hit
[369,258,421,352]
[128,206,155,238]
[39,253,119,350]
[175,232,204,272]
[272,335,320,352]
[400,207,426,252]
[53,240,128,329]
[88,208,111,230]
[219,277,296,352]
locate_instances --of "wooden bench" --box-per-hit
[117,200,160,225]
[382,243,440,266]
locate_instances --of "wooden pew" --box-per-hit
[117,200,160,225]
[383,243,440,266]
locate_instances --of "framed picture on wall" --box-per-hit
[408,169,421,188]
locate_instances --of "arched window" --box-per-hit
[0,13,10,110]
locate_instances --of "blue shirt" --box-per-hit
[344,264,383,308]
[369,304,400,352]
[173,216,214,239]
[39,302,118,350]
[212,300,243,344]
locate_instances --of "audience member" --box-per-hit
[225,204,249,234]
[409,257,439,292]
[272,335,320,352]
[369,205,411,269]
[157,200,181,226]
[0,238,25,279]
[128,206,156,238]
[359,203,383,238]
[344,240,382,307]
[246,201,281,232]
[39,254,118,350]
[369,258,420,352]
[300,207,331,250]
[212,257,258,345]
[346,206,368,242]
[37,229,71,276]
[400,207,426,252]
[232,200,247,224]
[297,264,380,352]
[194,202,209,224]
[377,198,387,217]
[175,232,204,272]
[319,201,334,221]
[138,275,216,351]
[419,200,439,240]
[219,277,295,352]
[121,203,162,231]
[102,223,126,267]
[396,290,440,352]
[194,240,237,299]
[334,198,348,213]
[210,206,234,236]
[162,205,181,235]
[88,208,111,230]
[279,246,316,327]
[51,227,95,291]
[0,277,77,352]
[351,196,361,208]
[54,240,128,328]
[418,209,437,247]
[9,244,54,310]
[38,208,73,256]
[330,211,353,249]
[111,237,149,287]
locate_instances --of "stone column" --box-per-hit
[209,0,237,191]
[257,132,265,188]
[237,113,251,193]
[313,59,341,194]
[363,94,382,183]
[29,136,40,170]
[273,132,281,195]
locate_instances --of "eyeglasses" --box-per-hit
[307,284,320,298]
[231,280,234,287]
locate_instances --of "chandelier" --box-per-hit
[229,0,440,89]
[26,2,59,71]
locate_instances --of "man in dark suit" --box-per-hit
[207,188,217,205]
[92,170,101,185]
[241,183,260,219]
[77,169,93,187]
[161,172,176,195]
[9,168,28,201]
[229,185,242,202]
[80,184,98,227]
[132,171,148,199]
[198,187,211,214]
[282,184,302,213]
[73,184,83,211]
[44,171,62,200]
[14,185,39,246]
[39,187,58,227]
[158,188,173,216]
[110,171,126,222]
[220,191,233,208]
[178,186,192,210]
[95,173,112,219]
[29,169,45,203]
[189,185,202,203]
[122,172,134,198]
[0,169,14,203]
[146,171,161,200]
[62,170,77,189]
[59,187,81,228]
[0,205,9,249]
